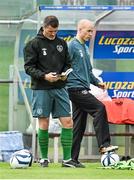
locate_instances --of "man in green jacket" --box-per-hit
[67,19,118,167]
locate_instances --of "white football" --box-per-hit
[101,151,120,167]
[10,149,33,169]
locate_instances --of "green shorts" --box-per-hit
[32,88,71,118]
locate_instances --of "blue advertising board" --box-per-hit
[39,5,134,11]
[100,72,134,99]
[18,29,134,103]
[93,31,134,59]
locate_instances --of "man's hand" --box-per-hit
[98,82,106,90]
[44,72,61,82]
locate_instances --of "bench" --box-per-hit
[30,124,134,163]
[48,124,134,163]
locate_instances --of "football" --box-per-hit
[101,151,120,167]
[10,149,33,169]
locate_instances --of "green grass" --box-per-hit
[0,162,134,179]
[0,44,14,131]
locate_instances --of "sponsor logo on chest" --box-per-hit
[42,48,47,55]
[42,45,63,55]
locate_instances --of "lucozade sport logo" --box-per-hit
[94,31,134,59]
[103,81,134,99]
[101,72,134,99]
[98,36,134,55]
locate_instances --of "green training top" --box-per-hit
[67,38,100,89]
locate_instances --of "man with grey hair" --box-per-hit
[67,19,118,167]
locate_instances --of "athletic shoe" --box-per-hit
[39,159,50,167]
[99,145,119,154]
[62,159,77,168]
[73,160,85,168]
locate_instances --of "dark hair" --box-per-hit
[43,15,59,28]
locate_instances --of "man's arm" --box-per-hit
[23,40,45,80]
[58,41,73,81]
[90,71,106,90]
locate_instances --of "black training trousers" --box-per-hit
[68,89,111,161]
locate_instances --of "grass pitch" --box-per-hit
[0,162,134,179]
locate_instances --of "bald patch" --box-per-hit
[77,19,94,30]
